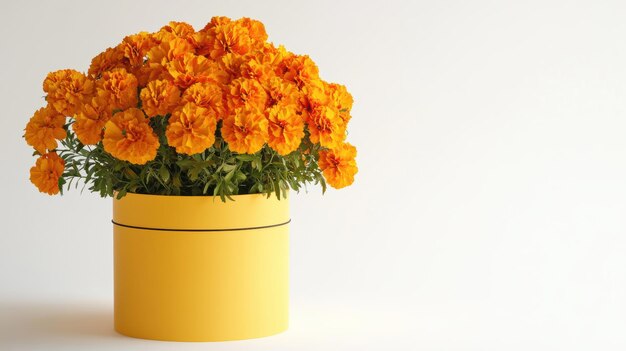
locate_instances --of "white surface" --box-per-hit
[2,0,626,349]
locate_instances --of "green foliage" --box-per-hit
[56,118,326,201]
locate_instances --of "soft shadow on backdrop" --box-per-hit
[1,0,626,350]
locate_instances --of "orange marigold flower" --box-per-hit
[266,77,300,107]
[73,94,112,145]
[327,83,353,123]
[202,16,232,32]
[140,80,181,117]
[97,68,139,111]
[158,21,195,39]
[238,17,268,43]
[227,77,268,111]
[29,152,65,195]
[269,45,292,76]
[88,46,125,78]
[167,53,227,89]
[267,105,304,155]
[152,30,177,45]
[190,30,212,56]
[121,32,158,68]
[102,108,159,164]
[280,55,319,88]
[24,105,67,154]
[43,69,94,116]
[148,37,194,65]
[133,62,172,87]
[306,105,345,149]
[304,79,330,107]
[240,56,274,83]
[219,53,246,81]
[222,107,268,154]
[181,82,225,118]
[207,20,253,59]
[296,79,331,117]
[318,142,358,189]
[165,103,217,155]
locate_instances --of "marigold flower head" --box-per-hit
[222,106,268,154]
[219,53,246,81]
[295,79,330,119]
[148,37,195,65]
[97,68,139,111]
[202,16,232,32]
[181,82,225,118]
[73,94,112,145]
[206,20,253,59]
[268,45,292,75]
[226,77,268,111]
[254,44,287,79]
[29,152,65,195]
[303,79,330,107]
[306,105,345,149]
[158,21,195,40]
[280,55,319,88]
[133,62,172,87]
[102,108,159,164]
[240,56,274,82]
[318,142,358,189]
[121,32,158,68]
[24,105,67,154]
[166,103,217,155]
[267,105,304,155]
[167,53,227,89]
[190,31,212,56]
[266,77,300,107]
[261,42,283,58]
[88,46,125,78]
[238,17,268,43]
[140,79,181,117]
[43,69,94,116]
[327,83,353,123]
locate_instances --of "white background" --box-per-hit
[1,0,626,350]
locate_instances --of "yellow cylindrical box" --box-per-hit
[112,192,289,341]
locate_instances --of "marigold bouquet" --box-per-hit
[24,17,357,200]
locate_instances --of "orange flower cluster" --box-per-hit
[29,152,65,195]
[318,143,358,189]
[24,17,357,194]
[102,108,159,164]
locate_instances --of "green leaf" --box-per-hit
[116,188,128,199]
[236,154,255,161]
[188,167,201,181]
[124,168,138,179]
[213,181,222,196]
[176,159,195,169]
[172,172,182,187]
[222,163,237,172]
[58,177,66,195]
[279,179,288,191]
[274,179,281,200]
[159,165,170,183]
[224,168,236,181]
[320,174,327,194]
[234,171,246,181]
